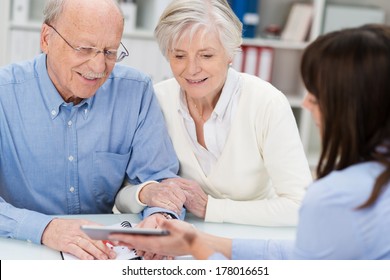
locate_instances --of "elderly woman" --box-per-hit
[116,0,312,226]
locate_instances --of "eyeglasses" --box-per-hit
[46,23,129,63]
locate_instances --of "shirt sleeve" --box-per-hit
[292,183,362,259]
[115,181,187,219]
[0,197,53,244]
[124,77,180,185]
[208,252,229,260]
[116,78,185,220]
[115,180,155,213]
[254,92,312,225]
[140,206,186,220]
[232,239,294,260]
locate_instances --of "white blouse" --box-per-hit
[177,68,242,176]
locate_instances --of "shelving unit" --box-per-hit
[2,0,389,170]
[241,0,326,169]
[245,0,389,168]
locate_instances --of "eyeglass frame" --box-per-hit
[45,23,129,63]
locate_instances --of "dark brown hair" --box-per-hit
[301,24,390,208]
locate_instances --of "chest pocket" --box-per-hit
[92,151,131,208]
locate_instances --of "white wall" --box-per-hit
[0,1,11,67]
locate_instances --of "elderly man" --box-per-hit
[0,0,185,260]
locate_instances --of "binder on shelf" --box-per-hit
[281,3,313,42]
[256,47,274,82]
[228,0,259,38]
[12,0,30,24]
[239,45,274,82]
[242,46,258,76]
[231,50,243,73]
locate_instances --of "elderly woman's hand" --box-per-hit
[162,178,208,219]
[139,181,186,215]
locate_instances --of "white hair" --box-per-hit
[154,0,243,60]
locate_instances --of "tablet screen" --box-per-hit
[81,225,169,240]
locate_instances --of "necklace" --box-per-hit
[191,101,205,122]
[186,94,206,123]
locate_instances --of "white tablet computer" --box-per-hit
[81,225,169,240]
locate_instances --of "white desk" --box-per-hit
[0,213,296,260]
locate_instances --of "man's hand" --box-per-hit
[111,216,216,259]
[139,182,186,215]
[134,213,174,260]
[41,218,117,260]
[162,178,208,219]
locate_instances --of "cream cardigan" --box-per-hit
[154,71,312,226]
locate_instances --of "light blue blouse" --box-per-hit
[215,162,390,259]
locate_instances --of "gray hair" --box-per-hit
[43,0,123,24]
[154,0,243,59]
[43,0,65,24]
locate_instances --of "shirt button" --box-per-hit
[68,155,74,162]
[68,120,72,126]
[69,186,75,192]
[51,110,56,116]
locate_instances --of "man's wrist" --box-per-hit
[153,212,176,220]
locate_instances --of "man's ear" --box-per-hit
[40,24,51,54]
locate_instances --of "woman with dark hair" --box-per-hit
[112,24,390,260]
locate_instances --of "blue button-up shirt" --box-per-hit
[0,54,179,244]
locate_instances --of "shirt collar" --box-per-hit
[178,88,192,120]
[36,54,93,120]
[213,67,241,120]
